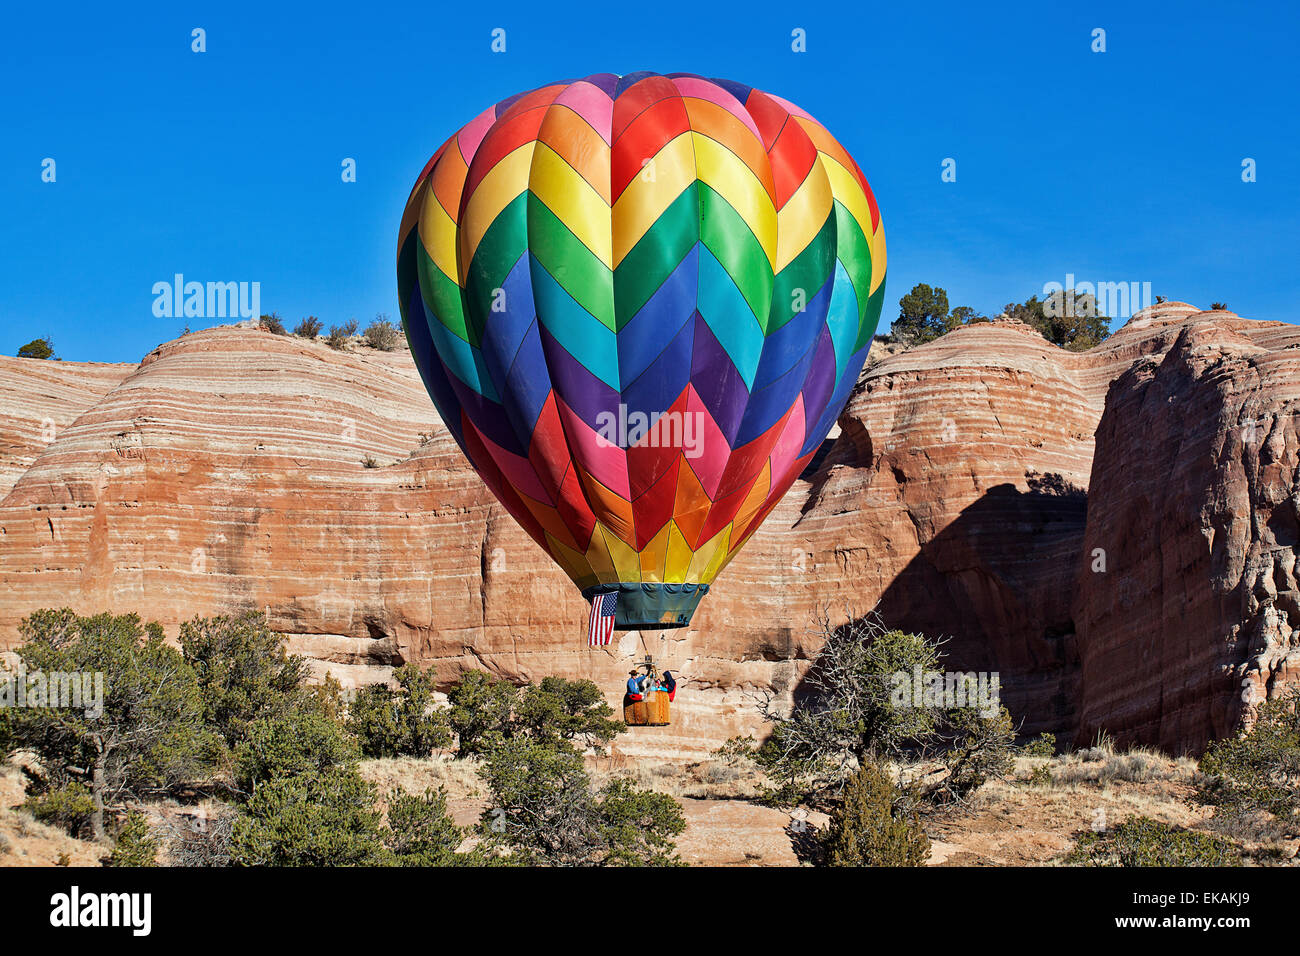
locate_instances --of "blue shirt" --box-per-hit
[626,676,645,696]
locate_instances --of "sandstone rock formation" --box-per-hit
[1,304,1296,755]
[1073,320,1300,751]
[0,356,133,497]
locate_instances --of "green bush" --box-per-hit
[17,337,56,359]
[447,671,518,757]
[478,737,685,866]
[231,766,384,866]
[179,612,310,751]
[0,708,13,760]
[1196,690,1300,825]
[382,787,463,866]
[1065,816,1241,867]
[346,663,451,758]
[514,676,624,751]
[1024,764,1053,787]
[595,778,687,867]
[102,811,160,867]
[891,283,950,344]
[1002,291,1111,351]
[747,613,1016,808]
[233,703,359,795]
[4,609,215,840]
[445,672,627,759]
[1021,732,1057,757]
[890,284,985,345]
[822,762,930,866]
[21,782,96,838]
[258,313,287,335]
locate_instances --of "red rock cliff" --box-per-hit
[1,305,1296,755]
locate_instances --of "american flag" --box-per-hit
[587,591,617,646]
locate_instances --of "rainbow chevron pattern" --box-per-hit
[397,72,886,628]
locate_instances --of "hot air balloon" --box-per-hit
[397,72,885,636]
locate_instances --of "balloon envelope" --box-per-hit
[397,72,885,628]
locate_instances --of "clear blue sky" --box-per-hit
[3,0,1297,363]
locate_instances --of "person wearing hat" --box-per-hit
[625,669,647,704]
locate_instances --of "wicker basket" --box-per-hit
[624,691,671,727]
[623,699,648,725]
[645,691,670,726]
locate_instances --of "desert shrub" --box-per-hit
[742,612,1016,808]
[931,705,1017,804]
[258,313,287,335]
[1003,290,1111,350]
[1022,732,1057,757]
[232,703,359,796]
[382,787,463,866]
[1024,764,1053,787]
[822,762,930,867]
[21,782,96,838]
[1065,816,1241,867]
[299,672,346,725]
[1210,302,1228,311]
[346,663,451,758]
[170,807,235,867]
[753,612,941,801]
[4,609,215,840]
[447,671,519,757]
[363,316,401,351]
[292,316,323,338]
[478,737,685,866]
[514,676,624,751]
[595,778,688,867]
[231,766,384,866]
[1204,808,1289,847]
[17,337,56,359]
[102,811,159,867]
[326,319,359,349]
[179,612,310,751]
[1196,690,1300,826]
[445,672,627,759]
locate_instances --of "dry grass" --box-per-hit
[589,753,768,800]
[358,756,487,828]
[1026,747,1196,788]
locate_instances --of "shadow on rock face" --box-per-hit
[870,479,1086,738]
